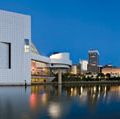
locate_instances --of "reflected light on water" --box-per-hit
[105,86,107,92]
[74,88,77,96]
[93,86,96,93]
[30,86,48,111]
[92,94,95,99]
[30,93,37,110]
[71,88,73,92]
[81,86,83,94]
[48,102,61,119]
[98,86,101,92]
[70,88,74,96]
[41,93,48,104]
[97,93,100,99]
[79,91,87,105]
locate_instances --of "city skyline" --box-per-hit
[0,3,120,119]
[1,1,120,65]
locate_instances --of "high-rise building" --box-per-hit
[80,60,88,74]
[88,50,99,73]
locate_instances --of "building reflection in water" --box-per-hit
[30,86,49,111]
[30,85,101,109]
[58,85,62,96]
[30,85,120,106]
[59,85,112,111]
[29,84,120,118]
[0,85,120,119]
[30,85,64,119]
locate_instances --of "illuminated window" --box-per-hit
[24,39,30,52]
[31,60,50,76]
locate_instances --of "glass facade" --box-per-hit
[31,43,39,55]
[31,60,50,76]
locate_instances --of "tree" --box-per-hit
[106,73,111,79]
[97,73,105,78]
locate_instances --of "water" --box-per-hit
[0,84,120,119]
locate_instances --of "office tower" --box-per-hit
[80,60,88,74]
[88,50,99,73]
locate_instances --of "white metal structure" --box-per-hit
[50,52,72,69]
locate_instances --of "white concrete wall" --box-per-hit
[0,10,31,85]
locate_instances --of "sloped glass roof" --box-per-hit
[31,42,40,55]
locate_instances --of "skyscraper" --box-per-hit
[88,50,99,73]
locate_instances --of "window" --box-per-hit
[0,42,11,69]
[24,39,30,52]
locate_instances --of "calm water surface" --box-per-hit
[0,84,120,119]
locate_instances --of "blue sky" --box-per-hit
[0,0,120,65]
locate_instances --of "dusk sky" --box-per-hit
[0,0,120,65]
